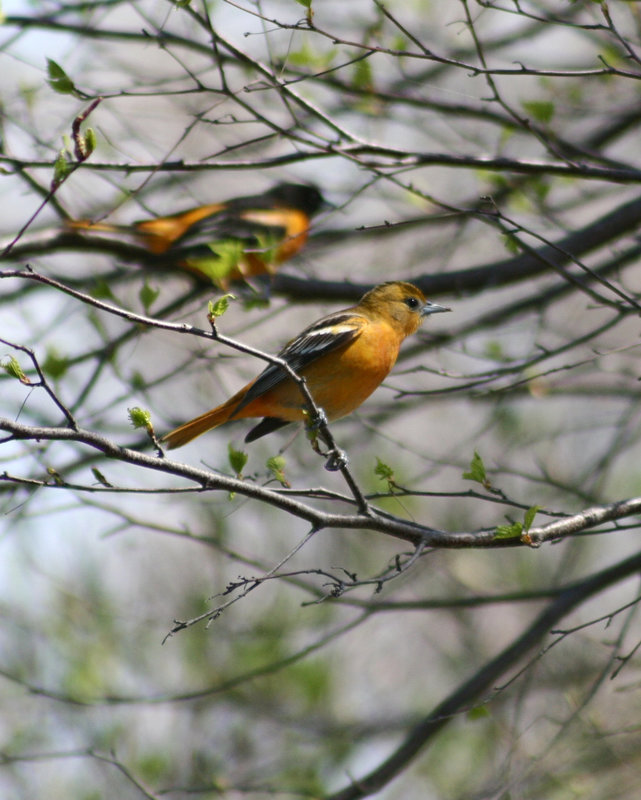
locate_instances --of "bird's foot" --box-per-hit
[307,408,328,433]
[324,448,349,472]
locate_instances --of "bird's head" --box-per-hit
[360,281,451,336]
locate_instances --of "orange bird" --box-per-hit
[163,282,450,449]
[68,182,325,285]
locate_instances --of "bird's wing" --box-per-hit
[232,311,364,415]
[171,208,291,253]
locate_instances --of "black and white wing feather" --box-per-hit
[232,311,364,415]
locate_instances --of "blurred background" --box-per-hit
[2,1,641,798]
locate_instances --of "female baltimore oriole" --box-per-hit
[68,182,325,284]
[163,282,450,449]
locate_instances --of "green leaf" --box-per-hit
[2,355,30,384]
[53,150,72,186]
[81,127,97,159]
[252,231,279,267]
[462,450,489,488]
[374,458,394,481]
[228,443,248,478]
[530,177,550,203]
[523,505,541,533]
[467,704,490,720]
[522,100,555,124]
[91,468,113,488]
[128,406,152,430]
[185,239,245,284]
[46,58,76,95]
[374,457,399,491]
[288,658,331,707]
[477,170,509,190]
[266,455,290,487]
[287,42,336,69]
[495,521,523,539]
[484,340,504,362]
[496,504,541,540]
[42,348,69,380]
[136,751,171,784]
[353,58,373,90]
[501,233,520,255]
[242,295,270,312]
[90,281,117,301]
[207,239,245,276]
[47,466,66,486]
[598,42,625,74]
[139,281,160,313]
[208,293,236,318]
[131,371,146,392]
[294,0,312,7]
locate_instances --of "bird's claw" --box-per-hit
[324,448,349,472]
[308,408,328,432]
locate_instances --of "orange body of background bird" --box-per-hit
[68,182,325,285]
[163,282,451,449]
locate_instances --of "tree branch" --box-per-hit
[326,546,641,800]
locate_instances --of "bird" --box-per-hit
[162,281,450,449]
[67,182,325,285]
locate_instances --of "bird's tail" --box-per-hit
[66,219,127,235]
[162,394,243,449]
[66,218,173,254]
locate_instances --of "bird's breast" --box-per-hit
[300,321,402,420]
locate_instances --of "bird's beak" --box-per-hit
[421,301,451,316]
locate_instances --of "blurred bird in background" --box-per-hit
[68,182,326,287]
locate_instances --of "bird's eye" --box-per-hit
[404,296,420,310]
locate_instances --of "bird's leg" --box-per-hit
[304,407,327,452]
[304,410,349,471]
[323,448,349,472]
[305,410,325,445]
